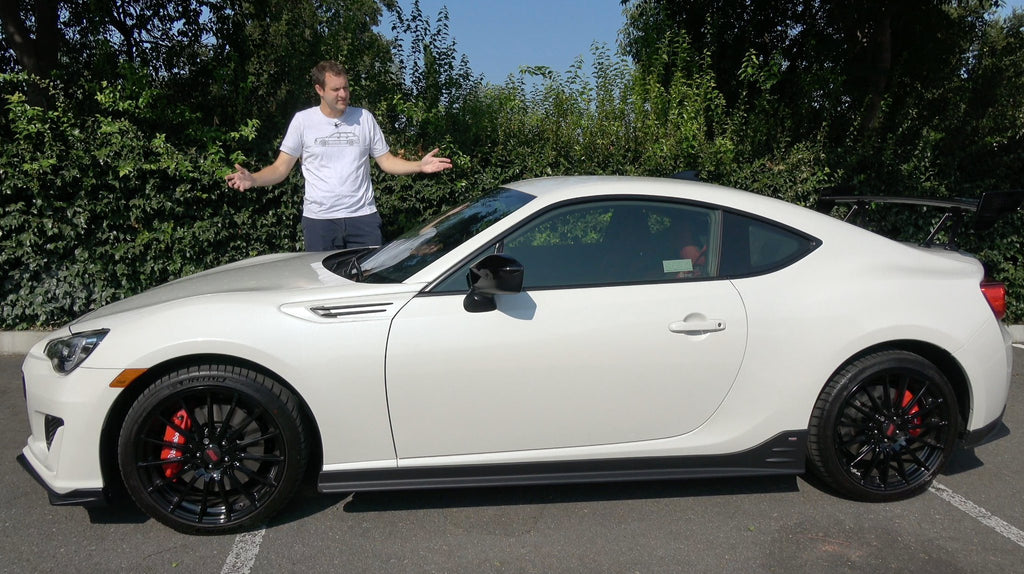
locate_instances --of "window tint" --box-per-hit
[433,200,722,291]
[719,212,816,276]
[433,201,817,293]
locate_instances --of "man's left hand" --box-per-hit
[420,149,453,173]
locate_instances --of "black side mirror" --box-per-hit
[463,254,524,312]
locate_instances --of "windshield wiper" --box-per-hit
[323,247,374,281]
[345,253,365,281]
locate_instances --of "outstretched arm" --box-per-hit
[225,151,299,191]
[374,148,453,176]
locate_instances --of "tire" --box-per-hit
[118,364,309,534]
[807,350,959,502]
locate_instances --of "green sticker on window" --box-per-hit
[663,259,694,273]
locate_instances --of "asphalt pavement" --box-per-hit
[2,349,1023,573]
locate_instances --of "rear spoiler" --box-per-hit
[816,189,1024,250]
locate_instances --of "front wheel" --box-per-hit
[807,350,960,502]
[118,365,308,534]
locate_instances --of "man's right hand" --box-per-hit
[225,164,256,191]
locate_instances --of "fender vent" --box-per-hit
[310,302,394,318]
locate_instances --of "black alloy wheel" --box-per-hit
[118,365,308,534]
[807,350,959,502]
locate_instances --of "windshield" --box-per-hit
[323,187,534,283]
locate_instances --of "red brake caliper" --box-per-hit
[160,409,192,478]
[901,390,923,437]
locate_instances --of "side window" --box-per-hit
[433,200,723,292]
[501,203,613,286]
[719,212,817,276]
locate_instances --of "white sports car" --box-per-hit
[19,176,1019,534]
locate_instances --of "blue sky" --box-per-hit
[385,0,626,84]
[386,1,1024,85]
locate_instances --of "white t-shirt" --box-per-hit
[280,106,390,219]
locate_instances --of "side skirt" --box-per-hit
[319,430,807,494]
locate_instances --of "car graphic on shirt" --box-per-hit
[315,131,360,147]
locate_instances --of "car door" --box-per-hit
[384,199,749,459]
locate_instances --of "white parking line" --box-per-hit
[221,527,266,574]
[930,481,1024,548]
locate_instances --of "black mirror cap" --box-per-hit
[468,254,524,295]
[463,290,497,313]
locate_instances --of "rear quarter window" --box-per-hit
[719,212,818,276]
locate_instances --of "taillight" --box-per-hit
[981,279,1007,320]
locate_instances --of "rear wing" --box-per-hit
[815,189,1024,250]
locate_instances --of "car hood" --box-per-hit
[73,252,358,324]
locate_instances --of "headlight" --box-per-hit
[44,329,109,374]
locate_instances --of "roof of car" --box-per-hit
[503,176,824,225]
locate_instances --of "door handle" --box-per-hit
[669,319,726,334]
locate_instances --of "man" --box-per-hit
[225,61,452,251]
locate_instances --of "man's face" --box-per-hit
[316,72,350,116]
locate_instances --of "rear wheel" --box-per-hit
[807,350,959,501]
[118,365,308,534]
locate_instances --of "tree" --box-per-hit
[620,0,1004,148]
[620,0,800,106]
[1,1,401,137]
[1,0,59,77]
[1,0,60,104]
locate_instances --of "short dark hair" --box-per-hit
[311,61,348,87]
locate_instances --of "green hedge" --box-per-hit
[2,66,1021,330]
[0,76,302,328]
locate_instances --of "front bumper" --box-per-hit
[16,453,107,507]
[20,343,126,503]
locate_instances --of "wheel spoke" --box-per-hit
[222,408,265,443]
[196,480,213,523]
[910,399,943,420]
[846,443,875,468]
[900,383,928,415]
[880,376,895,413]
[838,433,870,449]
[892,454,912,484]
[236,429,281,449]
[146,475,178,495]
[838,406,872,428]
[847,396,876,420]
[238,452,285,463]
[895,376,909,405]
[218,477,233,522]
[155,412,199,445]
[168,474,203,513]
[141,436,193,450]
[233,462,280,489]
[225,467,261,509]
[136,456,187,469]
[206,392,216,433]
[213,395,240,444]
[872,449,891,485]
[905,449,933,473]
